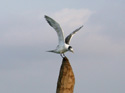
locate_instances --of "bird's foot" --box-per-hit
[60,53,66,58]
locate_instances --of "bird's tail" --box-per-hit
[46,50,56,53]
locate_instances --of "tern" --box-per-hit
[45,15,83,58]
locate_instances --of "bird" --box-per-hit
[45,15,83,58]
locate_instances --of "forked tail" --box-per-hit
[46,50,56,53]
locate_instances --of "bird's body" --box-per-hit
[48,44,69,54]
[45,15,83,57]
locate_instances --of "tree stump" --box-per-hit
[56,57,75,93]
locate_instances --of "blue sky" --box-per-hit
[0,0,125,93]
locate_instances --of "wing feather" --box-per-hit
[65,25,83,44]
[45,15,65,45]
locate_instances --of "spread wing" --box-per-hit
[65,25,83,44]
[45,15,65,45]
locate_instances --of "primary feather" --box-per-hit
[44,15,65,45]
[65,25,83,44]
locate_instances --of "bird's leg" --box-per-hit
[63,53,66,57]
[60,54,63,58]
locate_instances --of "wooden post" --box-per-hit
[56,57,75,93]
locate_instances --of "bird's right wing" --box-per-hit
[45,15,65,45]
[65,25,83,44]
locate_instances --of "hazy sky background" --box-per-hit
[0,0,125,93]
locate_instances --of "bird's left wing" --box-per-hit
[65,25,83,44]
[45,15,65,45]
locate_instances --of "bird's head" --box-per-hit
[68,46,74,53]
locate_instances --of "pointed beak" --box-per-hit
[70,49,74,53]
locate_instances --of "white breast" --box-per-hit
[56,44,69,53]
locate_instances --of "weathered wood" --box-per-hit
[56,57,75,93]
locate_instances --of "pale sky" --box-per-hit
[0,0,125,93]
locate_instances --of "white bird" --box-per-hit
[45,15,83,58]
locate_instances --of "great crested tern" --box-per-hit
[45,15,83,58]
